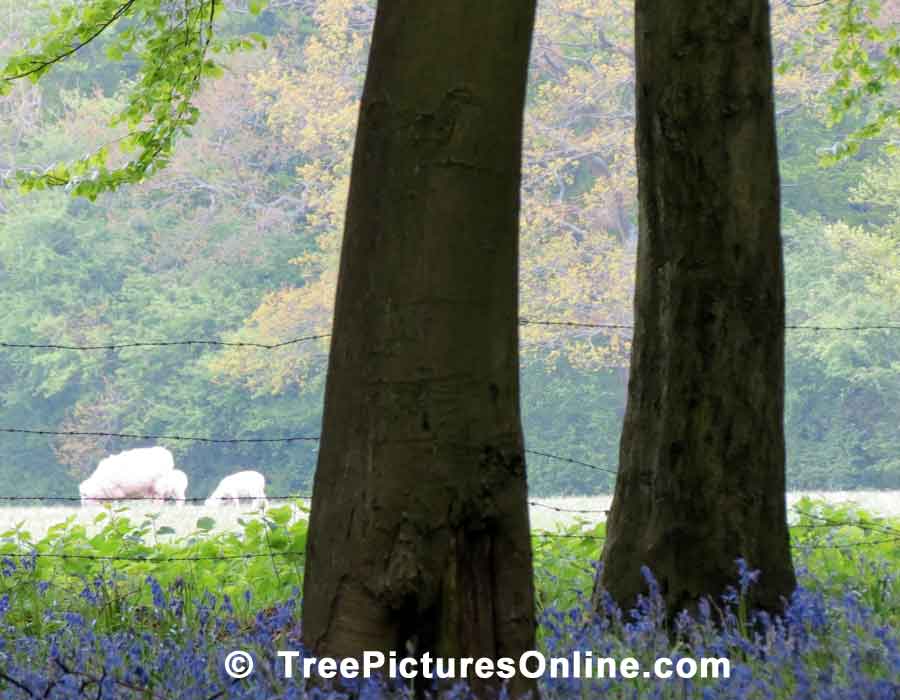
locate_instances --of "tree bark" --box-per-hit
[594,0,797,618]
[301,3,538,699]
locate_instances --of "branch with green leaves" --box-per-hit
[783,0,899,164]
[1,0,269,200]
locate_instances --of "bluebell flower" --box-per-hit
[146,575,166,609]
[80,584,99,606]
[62,612,83,627]
[735,558,761,593]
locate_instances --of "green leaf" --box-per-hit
[268,506,292,525]
[247,32,268,49]
[249,0,268,16]
[268,533,289,550]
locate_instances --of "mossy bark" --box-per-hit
[301,3,538,699]
[594,0,797,618]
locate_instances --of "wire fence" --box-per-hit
[1,317,898,563]
[1,539,898,566]
[0,333,333,351]
[1,491,896,532]
[0,501,897,565]
[1,318,899,352]
[0,451,896,555]
[0,428,321,444]
[1,314,896,489]
[0,532,897,565]
[0,550,306,562]
[0,437,897,556]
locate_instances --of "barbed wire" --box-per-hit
[525,450,616,475]
[0,496,606,510]
[795,536,900,550]
[783,324,900,331]
[0,494,312,503]
[0,494,894,536]
[0,497,894,544]
[1,318,898,353]
[530,532,900,549]
[521,319,900,332]
[791,509,900,537]
[529,501,610,515]
[519,319,633,330]
[0,495,895,563]
[0,428,320,443]
[0,428,895,554]
[1,317,892,510]
[0,429,619,479]
[520,319,900,332]
[1,531,896,564]
[0,550,304,562]
[533,532,605,541]
[0,535,612,563]
[0,334,331,351]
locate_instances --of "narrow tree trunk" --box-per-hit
[302,3,538,699]
[594,0,797,618]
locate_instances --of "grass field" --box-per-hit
[2,490,897,539]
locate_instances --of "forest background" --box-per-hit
[1,0,898,499]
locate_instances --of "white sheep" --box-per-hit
[79,446,175,506]
[204,470,268,509]
[152,468,189,505]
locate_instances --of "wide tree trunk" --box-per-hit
[301,3,538,699]
[594,0,797,618]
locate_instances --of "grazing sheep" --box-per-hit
[79,446,175,506]
[152,468,189,505]
[204,470,268,509]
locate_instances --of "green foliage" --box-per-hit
[529,499,900,628]
[782,148,900,488]
[783,0,900,163]
[522,363,621,495]
[532,519,604,625]
[1,0,265,199]
[0,0,897,497]
[0,502,308,635]
[0,174,322,493]
[3,499,894,639]
[791,498,900,619]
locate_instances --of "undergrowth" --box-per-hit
[0,499,896,698]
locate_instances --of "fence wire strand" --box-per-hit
[0,428,320,443]
[1,505,897,564]
[2,318,899,353]
[0,319,896,562]
[0,334,332,351]
[0,550,304,562]
[2,533,897,564]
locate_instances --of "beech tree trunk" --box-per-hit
[301,3,538,699]
[594,0,797,617]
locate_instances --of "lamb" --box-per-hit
[79,446,175,506]
[204,470,268,509]
[152,468,189,505]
